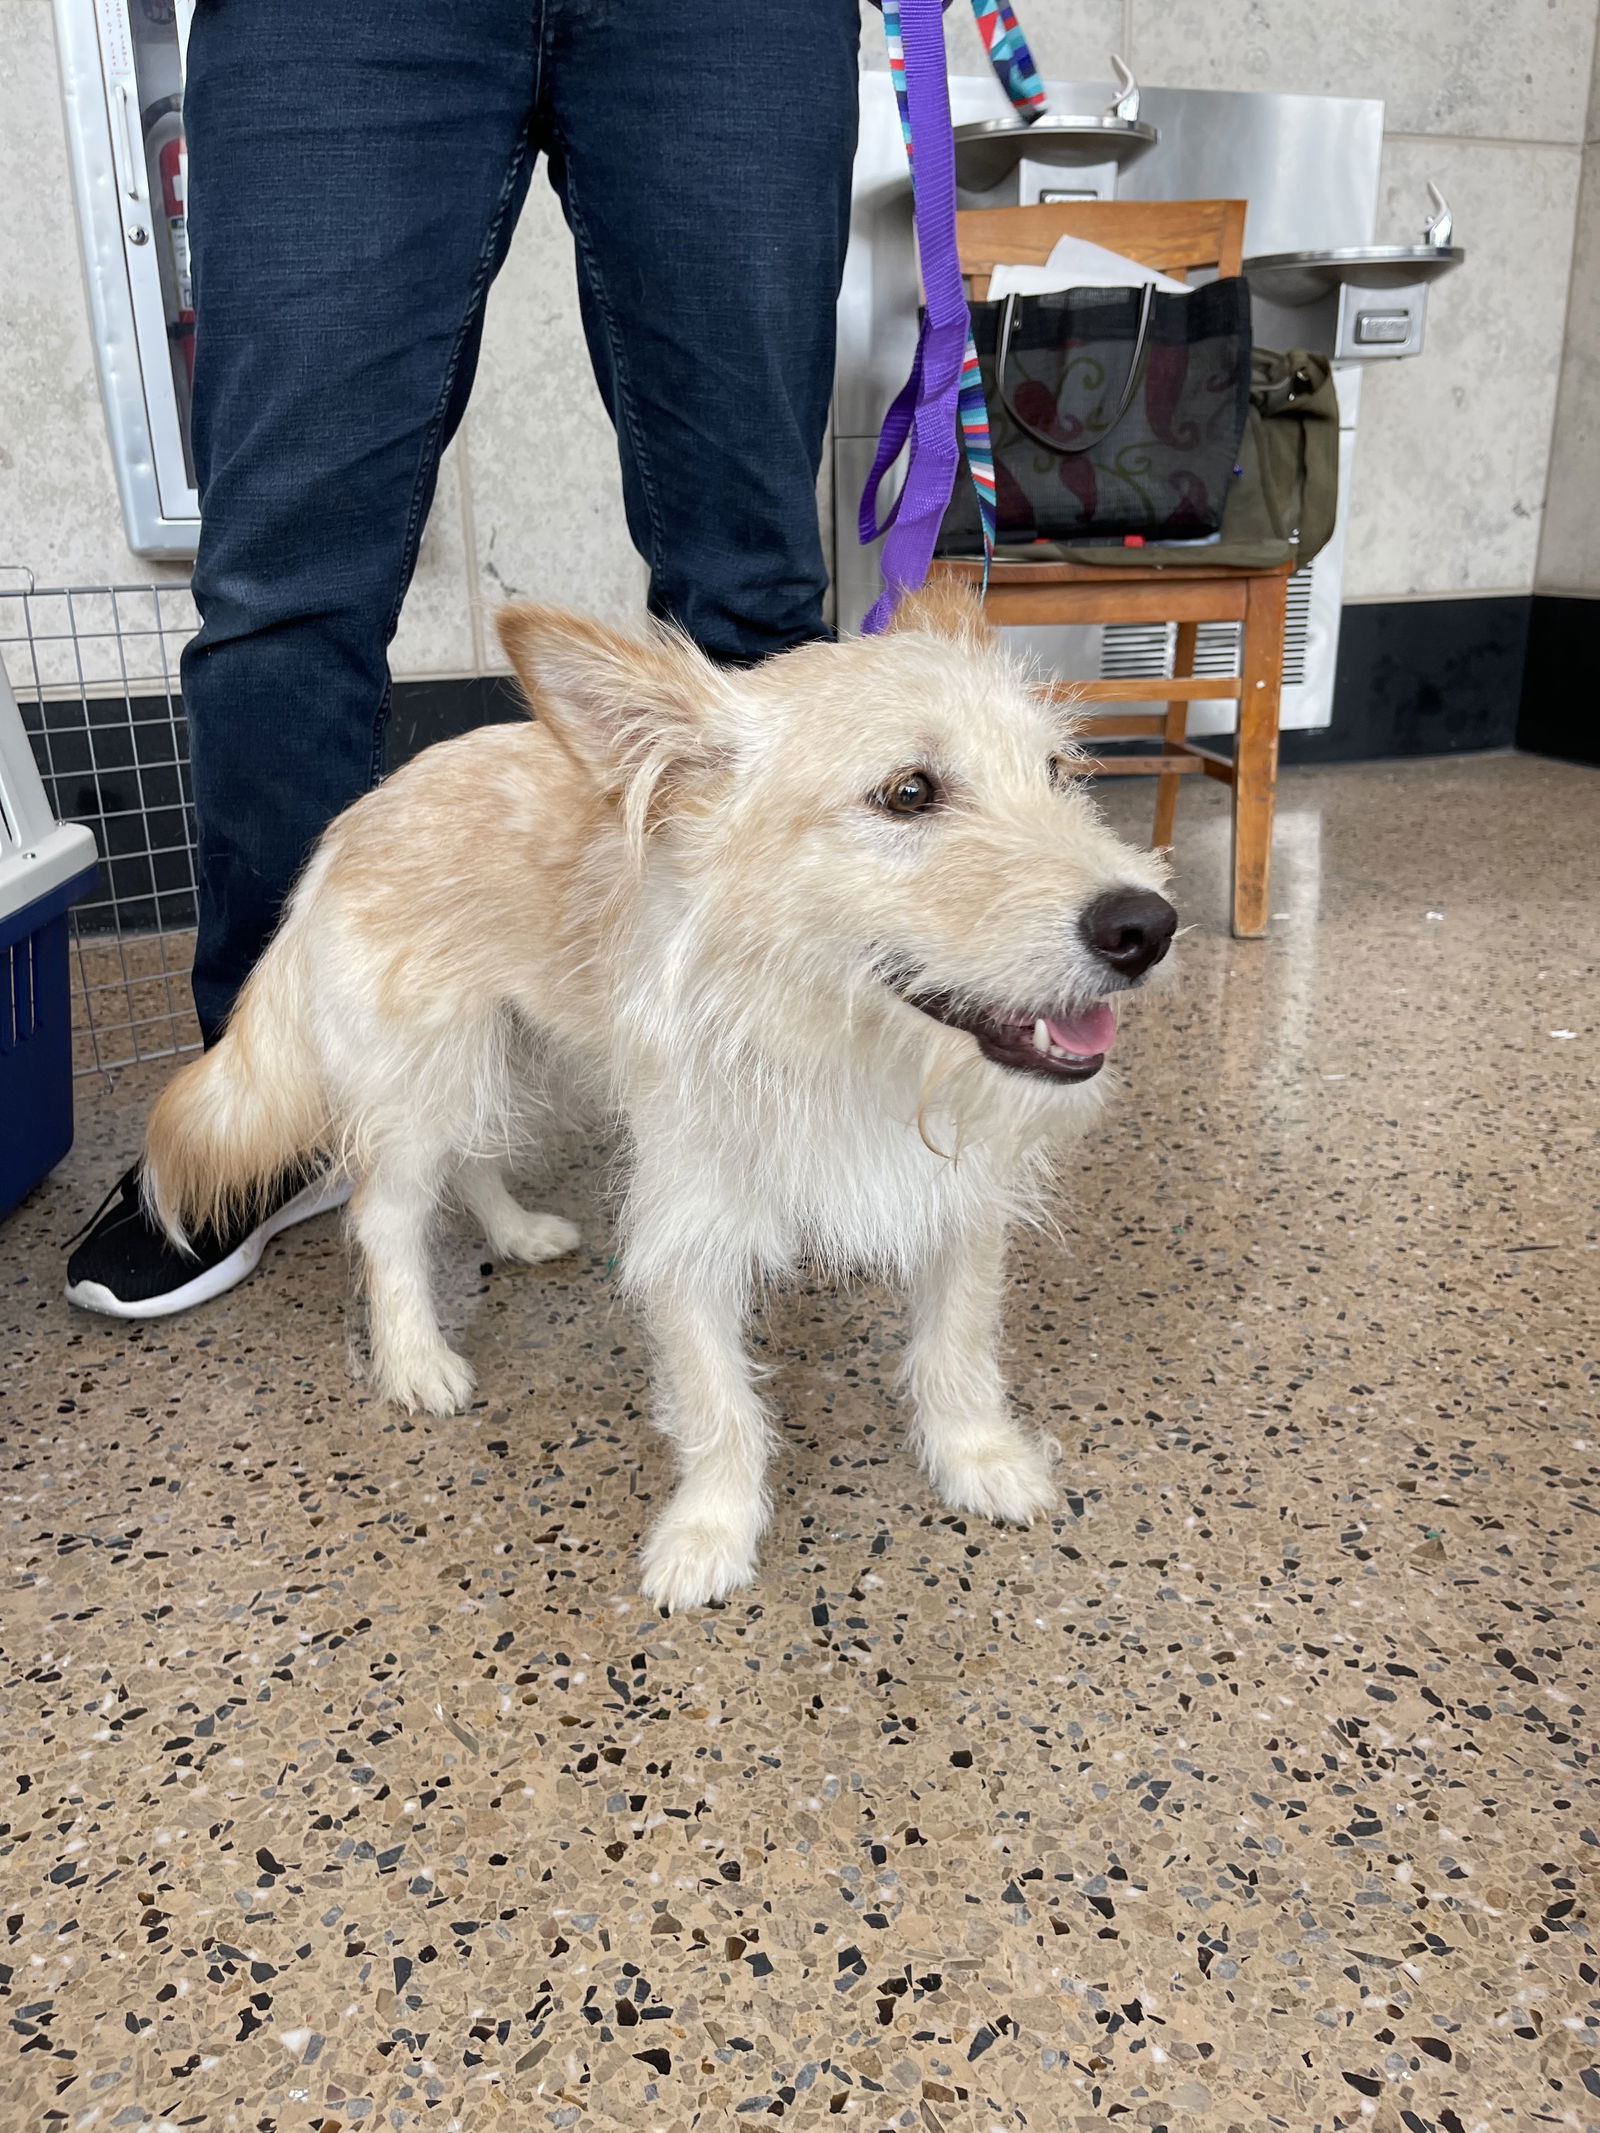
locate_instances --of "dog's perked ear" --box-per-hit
[495,604,735,833]
[884,577,991,646]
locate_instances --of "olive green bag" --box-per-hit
[1015,349,1339,572]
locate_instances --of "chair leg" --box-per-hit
[1231,574,1287,938]
[1152,620,1197,853]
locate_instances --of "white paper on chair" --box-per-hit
[985,235,1190,301]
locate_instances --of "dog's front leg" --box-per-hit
[636,1272,773,1611]
[904,1215,1057,1527]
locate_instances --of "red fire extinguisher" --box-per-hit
[158,130,194,385]
[144,100,194,388]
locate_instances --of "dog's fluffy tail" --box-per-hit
[143,912,330,1247]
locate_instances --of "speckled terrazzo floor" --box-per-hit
[4,754,1598,2133]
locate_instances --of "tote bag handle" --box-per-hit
[994,281,1156,456]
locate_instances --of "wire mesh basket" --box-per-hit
[0,572,202,1077]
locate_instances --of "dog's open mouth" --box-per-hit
[902,991,1117,1082]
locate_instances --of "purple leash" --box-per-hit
[859,0,1047,632]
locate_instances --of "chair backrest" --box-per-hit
[955,199,1247,294]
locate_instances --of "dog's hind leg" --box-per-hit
[351,1142,475,1416]
[904,1215,1057,1527]
[454,1156,581,1267]
[635,1273,774,1612]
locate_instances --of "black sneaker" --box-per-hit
[65,1161,352,1320]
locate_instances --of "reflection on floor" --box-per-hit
[4,755,1597,2131]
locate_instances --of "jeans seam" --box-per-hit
[369,133,532,783]
[560,163,668,590]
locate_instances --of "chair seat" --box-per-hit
[936,554,1294,586]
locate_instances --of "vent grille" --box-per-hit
[1099,560,1317,691]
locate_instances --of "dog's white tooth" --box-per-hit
[1033,1018,1050,1055]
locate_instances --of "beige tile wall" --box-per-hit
[1126,0,1596,142]
[4,0,1598,683]
[1340,137,1581,600]
[464,180,647,651]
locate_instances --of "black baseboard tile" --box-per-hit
[1103,594,1533,771]
[1311,594,1530,764]
[1518,594,1600,767]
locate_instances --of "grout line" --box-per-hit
[1382,130,1583,153]
[1584,3,1600,151]
[1525,127,1591,582]
[1340,588,1536,605]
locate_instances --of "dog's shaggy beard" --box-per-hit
[599,840,1104,1300]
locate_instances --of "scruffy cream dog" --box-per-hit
[145,584,1176,1608]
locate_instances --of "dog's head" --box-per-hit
[497,585,1175,1095]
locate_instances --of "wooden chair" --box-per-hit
[930,200,1287,937]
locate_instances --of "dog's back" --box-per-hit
[145,714,613,1240]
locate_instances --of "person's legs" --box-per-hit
[181,0,541,1043]
[67,0,543,1314]
[542,0,860,663]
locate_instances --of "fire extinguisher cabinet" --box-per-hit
[53,0,199,559]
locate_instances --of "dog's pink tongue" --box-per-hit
[1046,1003,1117,1057]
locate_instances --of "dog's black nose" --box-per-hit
[1079,888,1178,978]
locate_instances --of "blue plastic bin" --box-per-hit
[0,866,100,1217]
[2,646,102,1218]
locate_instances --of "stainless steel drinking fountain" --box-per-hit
[1246,185,1465,363]
[952,57,1157,203]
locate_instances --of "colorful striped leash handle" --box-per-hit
[859,0,1047,631]
[969,0,1049,120]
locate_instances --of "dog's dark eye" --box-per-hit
[877,769,939,816]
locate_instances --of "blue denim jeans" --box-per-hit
[180,0,860,1043]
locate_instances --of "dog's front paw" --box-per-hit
[374,1342,477,1417]
[926,1426,1057,1527]
[491,1211,581,1266]
[640,1501,762,1611]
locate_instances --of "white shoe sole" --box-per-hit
[65,1173,354,1321]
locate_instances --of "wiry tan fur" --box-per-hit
[145,911,328,1244]
[144,585,1172,1607]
